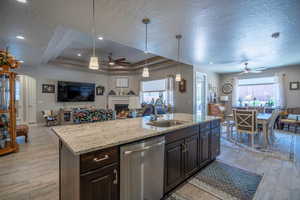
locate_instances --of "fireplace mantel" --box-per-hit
[107,95,139,110]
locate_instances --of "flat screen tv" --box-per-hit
[57,81,95,102]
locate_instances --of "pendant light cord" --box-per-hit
[177,37,180,62]
[145,22,148,67]
[92,0,96,56]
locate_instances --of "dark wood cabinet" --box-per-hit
[165,140,185,192]
[81,164,119,200]
[211,127,221,159]
[185,134,200,177]
[200,129,210,167]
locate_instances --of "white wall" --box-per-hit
[219,65,300,112]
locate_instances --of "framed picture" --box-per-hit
[42,84,55,93]
[116,77,129,88]
[96,86,105,95]
[290,82,299,90]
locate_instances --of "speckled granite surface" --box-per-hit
[52,113,219,155]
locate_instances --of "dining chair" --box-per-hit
[268,109,280,143]
[233,109,258,147]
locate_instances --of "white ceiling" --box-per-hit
[1,0,300,73]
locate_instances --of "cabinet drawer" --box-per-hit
[211,119,221,128]
[166,126,199,144]
[80,147,119,173]
[199,121,211,130]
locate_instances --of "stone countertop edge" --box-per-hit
[51,114,221,156]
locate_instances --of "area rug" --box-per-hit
[166,161,263,200]
[221,128,295,162]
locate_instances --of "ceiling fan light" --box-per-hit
[175,73,181,82]
[142,67,149,78]
[89,56,99,70]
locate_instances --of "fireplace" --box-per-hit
[115,104,129,114]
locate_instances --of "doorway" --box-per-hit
[193,72,207,115]
[16,75,37,124]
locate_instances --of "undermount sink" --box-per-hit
[147,120,186,127]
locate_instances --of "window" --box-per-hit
[237,77,277,107]
[140,78,174,106]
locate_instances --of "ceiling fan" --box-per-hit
[106,53,131,66]
[239,62,266,74]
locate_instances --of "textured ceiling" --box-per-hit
[1,0,300,73]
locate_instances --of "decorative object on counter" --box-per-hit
[96,85,105,95]
[128,96,142,118]
[127,90,136,95]
[289,81,299,90]
[0,48,19,155]
[178,78,186,93]
[72,109,115,124]
[116,77,129,88]
[42,84,55,93]
[222,82,233,94]
[108,90,116,95]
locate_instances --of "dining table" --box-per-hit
[225,113,273,146]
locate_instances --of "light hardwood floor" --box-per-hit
[0,126,299,200]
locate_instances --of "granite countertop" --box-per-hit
[52,113,220,155]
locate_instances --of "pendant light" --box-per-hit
[142,18,150,78]
[89,0,99,70]
[175,34,182,82]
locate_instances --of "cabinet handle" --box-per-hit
[93,155,109,162]
[182,144,187,153]
[113,169,118,185]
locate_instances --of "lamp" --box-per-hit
[142,18,150,78]
[88,0,99,70]
[142,67,149,78]
[175,34,182,82]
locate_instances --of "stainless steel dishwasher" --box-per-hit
[120,136,165,200]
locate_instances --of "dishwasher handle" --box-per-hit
[123,141,165,155]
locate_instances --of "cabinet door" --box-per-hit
[184,134,200,177]
[165,140,185,193]
[211,127,221,159]
[81,164,119,200]
[200,130,210,167]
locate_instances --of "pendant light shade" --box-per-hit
[89,56,99,70]
[175,73,181,82]
[142,67,149,78]
[175,34,182,82]
[89,0,99,70]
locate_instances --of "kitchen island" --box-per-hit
[53,113,221,200]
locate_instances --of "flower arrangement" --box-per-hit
[0,48,21,69]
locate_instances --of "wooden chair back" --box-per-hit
[233,109,257,135]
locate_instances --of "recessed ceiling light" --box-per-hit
[209,62,214,65]
[16,0,27,3]
[16,35,25,40]
[77,53,82,57]
[98,36,103,40]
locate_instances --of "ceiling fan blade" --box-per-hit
[115,58,126,62]
[250,70,263,73]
